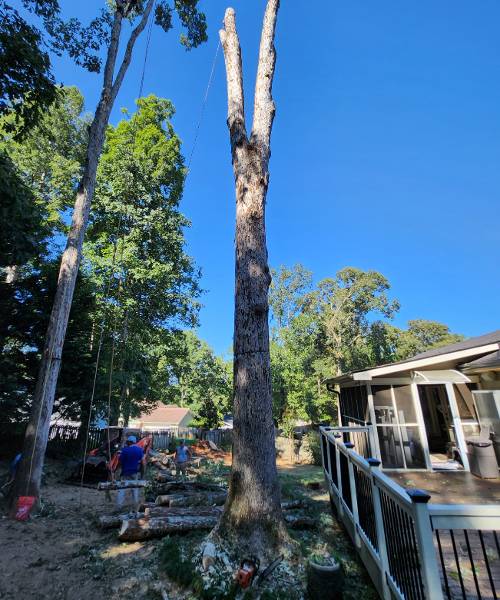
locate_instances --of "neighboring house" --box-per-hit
[129,404,195,431]
[327,329,500,472]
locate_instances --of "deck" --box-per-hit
[388,470,500,504]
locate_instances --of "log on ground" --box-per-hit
[281,500,305,510]
[155,491,227,507]
[118,515,219,541]
[145,506,223,518]
[98,480,147,491]
[284,514,315,529]
[98,511,145,530]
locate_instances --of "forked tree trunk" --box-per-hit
[214,1,287,557]
[10,0,155,507]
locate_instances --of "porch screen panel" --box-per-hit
[340,386,368,424]
[373,385,404,468]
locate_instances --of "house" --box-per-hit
[128,404,195,431]
[327,329,500,472]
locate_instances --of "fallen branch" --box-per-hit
[155,491,227,507]
[98,480,147,491]
[118,515,219,541]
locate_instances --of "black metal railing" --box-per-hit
[354,463,378,551]
[339,450,352,512]
[379,489,425,600]
[435,529,500,600]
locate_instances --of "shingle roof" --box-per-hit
[460,350,500,371]
[139,404,193,425]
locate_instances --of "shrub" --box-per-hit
[305,431,322,466]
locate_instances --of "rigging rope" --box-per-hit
[187,39,221,169]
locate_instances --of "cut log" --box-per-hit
[284,514,315,529]
[145,506,223,518]
[118,515,219,541]
[169,491,227,507]
[98,511,145,530]
[208,440,219,451]
[155,472,175,482]
[98,480,147,491]
[202,541,217,571]
[281,500,305,510]
[156,481,224,494]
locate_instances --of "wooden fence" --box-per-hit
[320,426,500,600]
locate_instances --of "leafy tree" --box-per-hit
[155,331,232,429]
[0,1,57,136]
[14,0,207,504]
[83,95,201,427]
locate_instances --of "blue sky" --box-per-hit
[18,1,500,355]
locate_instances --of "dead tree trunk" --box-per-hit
[10,0,155,507]
[214,1,287,557]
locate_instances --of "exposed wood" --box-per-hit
[10,0,156,506]
[145,506,223,518]
[98,506,223,529]
[97,480,147,491]
[155,481,225,494]
[156,491,227,507]
[202,541,217,571]
[98,511,145,530]
[118,515,219,542]
[216,0,286,556]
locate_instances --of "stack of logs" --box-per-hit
[97,445,315,542]
[98,478,314,542]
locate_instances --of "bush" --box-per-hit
[305,431,322,466]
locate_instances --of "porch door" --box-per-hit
[371,385,426,469]
[418,384,464,469]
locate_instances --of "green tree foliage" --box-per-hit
[1,86,89,241]
[269,264,463,427]
[155,331,232,429]
[84,95,202,425]
[0,1,57,136]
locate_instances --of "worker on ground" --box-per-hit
[174,439,192,480]
[117,436,144,509]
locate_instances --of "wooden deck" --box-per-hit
[388,470,500,504]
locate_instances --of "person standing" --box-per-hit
[174,439,192,480]
[117,435,144,509]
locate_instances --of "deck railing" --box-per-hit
[320,426,500,600]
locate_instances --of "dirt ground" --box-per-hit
[0,460,169,600]
[0,454,376,600]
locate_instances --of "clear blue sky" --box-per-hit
[18,1,500,355]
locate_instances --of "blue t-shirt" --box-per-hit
[176,445,189,463]
[120,445,144,476]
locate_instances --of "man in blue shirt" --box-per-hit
[117,435,144,509]
[175,439,192,480]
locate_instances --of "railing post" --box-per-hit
[407,489,445,600]
[368,459,391,600]
[345,442,361,548]
[334,433,344,517]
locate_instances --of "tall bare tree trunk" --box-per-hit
[10,0,155,507]
[214,1,287,558]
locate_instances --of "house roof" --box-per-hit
[329,329,500,383]
[138,404,193,425]
[460,350,500,372]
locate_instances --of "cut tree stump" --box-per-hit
[118,515,219,541]
[97,480,147,491]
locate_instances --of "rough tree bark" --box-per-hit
[213,1,287,557]
[10,0,155,507]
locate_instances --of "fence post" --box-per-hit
[334,433,344,517]
[368,459,391,600]
[407,489,445,600]
[345,442,361,548]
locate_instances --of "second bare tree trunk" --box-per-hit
[10,0,154,507]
